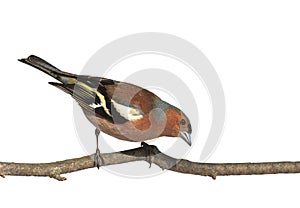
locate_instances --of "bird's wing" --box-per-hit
[73,76,146,124]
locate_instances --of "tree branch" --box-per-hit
[1,144,300,180]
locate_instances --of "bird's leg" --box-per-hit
[94,128,104,169]
[141,142,153,168]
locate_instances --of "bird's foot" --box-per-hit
[141,142,153,168]
[94,148,104,169]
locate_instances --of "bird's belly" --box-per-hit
[83,111,163,142]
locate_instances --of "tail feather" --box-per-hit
[18,55,77,84]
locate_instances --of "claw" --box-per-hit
[94,148,104,169]
[141,142,152,168]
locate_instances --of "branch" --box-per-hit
[1,144,300,180]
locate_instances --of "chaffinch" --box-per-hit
[19,55,192,168]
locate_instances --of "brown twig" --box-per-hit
[0,145,300,180]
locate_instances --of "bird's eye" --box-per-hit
[180,119,186,125]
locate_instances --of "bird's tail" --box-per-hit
[18,55,78,85]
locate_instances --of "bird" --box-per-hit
[19,55,192,168]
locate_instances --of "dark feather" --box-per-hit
[71,77,130,124]
[100,78,116,85]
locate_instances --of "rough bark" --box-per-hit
[0,145,299,180]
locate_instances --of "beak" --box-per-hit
[179,131,192,146]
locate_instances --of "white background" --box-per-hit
[1,0,300,207]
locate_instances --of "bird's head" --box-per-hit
[156,101,192,146]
